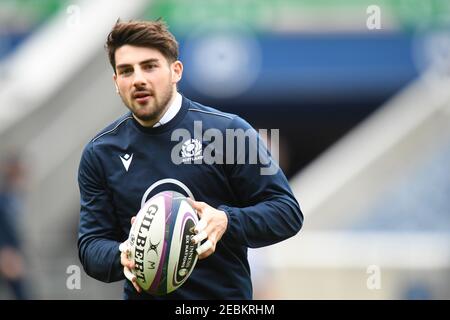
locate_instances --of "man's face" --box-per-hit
[113,45,182,127]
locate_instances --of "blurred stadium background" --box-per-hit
[0,0,449,299]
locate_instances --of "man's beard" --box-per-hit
[122,84,173,124]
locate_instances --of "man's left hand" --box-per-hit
[188,199,228,260]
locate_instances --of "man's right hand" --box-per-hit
[119,216,142,293]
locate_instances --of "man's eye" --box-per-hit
[119,69,132,75]
[143,64,156,70]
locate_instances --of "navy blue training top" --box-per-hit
[77,95,303,300]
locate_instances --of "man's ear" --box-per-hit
[113,74,119,93]
[171,60,183,84]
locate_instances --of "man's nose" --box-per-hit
[132,68,146,87]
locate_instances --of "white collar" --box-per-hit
[153,92,182,127]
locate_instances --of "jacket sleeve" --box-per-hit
[77,141,124,283]
[218,116,304,248]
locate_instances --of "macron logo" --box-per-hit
[120,153,133,172]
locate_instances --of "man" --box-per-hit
[77,19,303,300]
[0,155,29,300]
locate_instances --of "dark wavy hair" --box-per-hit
[105,19,179,73]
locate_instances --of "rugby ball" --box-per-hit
[128,190,199,295]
